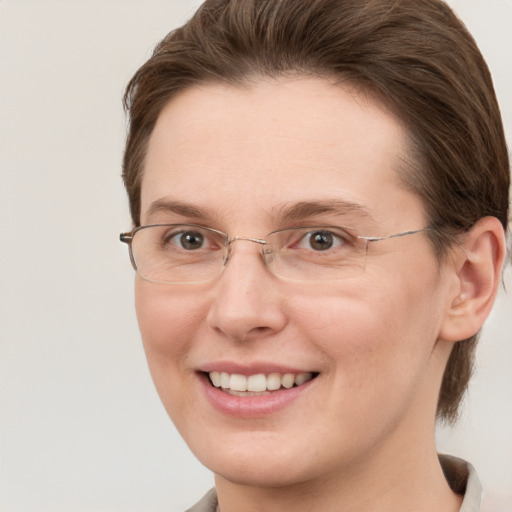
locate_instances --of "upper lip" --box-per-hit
[197,361,317,375]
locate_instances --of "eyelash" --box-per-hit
[293,230,348,251]
[158,225,358,254]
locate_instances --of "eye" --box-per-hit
[162,228,209,251]
[297,229,346,251]
[175,230,205,250]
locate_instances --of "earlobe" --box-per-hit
[440,217,507,343]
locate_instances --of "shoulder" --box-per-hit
[439,454,482,512]
[185,488,218,512]
[183,460,483,512]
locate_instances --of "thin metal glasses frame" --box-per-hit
[119,223,431,283]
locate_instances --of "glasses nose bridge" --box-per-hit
[224,235,269,268]
[228,235,267,246]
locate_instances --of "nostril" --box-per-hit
[249,326,272,336]
[234,325,274,342]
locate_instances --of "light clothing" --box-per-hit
[186,488,217,512]
[186,454,482,512]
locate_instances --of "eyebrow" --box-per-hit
[274,199,376,224]
[145,199,215,222]
[144,197,375,226]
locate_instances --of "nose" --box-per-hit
[206,241,288,342]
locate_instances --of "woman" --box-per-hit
[119,0,509,510]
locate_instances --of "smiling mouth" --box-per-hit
[207,371,319,396]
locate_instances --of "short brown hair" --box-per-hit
[122,0,510,423]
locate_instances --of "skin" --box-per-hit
[134,77,500,511]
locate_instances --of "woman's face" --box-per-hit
[136,78,454,488]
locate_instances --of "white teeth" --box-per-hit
[281,373,295,389]
[266,373,281,391]
[220,372,230,388]
[210,371,221,387]
[295,372,312,386]
[230,374,247,391]
[247,374,267,392]
[208,371,315,393]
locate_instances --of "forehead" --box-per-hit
[141,77,422,230]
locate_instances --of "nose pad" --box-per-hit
[262,245,274,265]
[222,244,233,268]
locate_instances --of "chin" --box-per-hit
[184,428,328,489]
[210,455,314,489]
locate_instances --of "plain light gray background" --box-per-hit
[0,1,510,511]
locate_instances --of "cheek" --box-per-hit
[134,280,207,406]
[290,271,443,392]
[135,279,203,351]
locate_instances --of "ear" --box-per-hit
[440,216,507,342]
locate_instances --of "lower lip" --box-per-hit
[199,373,317,418]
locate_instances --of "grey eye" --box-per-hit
[173,231,205,250]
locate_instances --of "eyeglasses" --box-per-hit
[119,224,430,284]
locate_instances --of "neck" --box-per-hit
[215,439,462,512]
